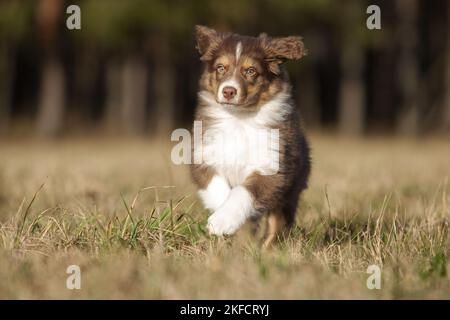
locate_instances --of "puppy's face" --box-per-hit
[195,25,306,110]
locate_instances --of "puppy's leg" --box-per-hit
[206,172,287,238]
[198,175,230,211]
[207,185,254,236]
[249,215,262,237]
[262,210,285,249]
[191,164,231,212]
[243,172,288,248]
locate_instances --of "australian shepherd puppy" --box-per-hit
[191,25,311,247]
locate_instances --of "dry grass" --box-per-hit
[0,134,449,299]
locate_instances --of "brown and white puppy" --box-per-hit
[191,25,311,246]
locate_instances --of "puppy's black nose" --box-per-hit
[222,86,237,100]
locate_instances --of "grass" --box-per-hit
[0,134,449,299]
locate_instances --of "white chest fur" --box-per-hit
[196,91,292,186]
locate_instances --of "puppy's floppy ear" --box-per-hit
[260,34,306,74]
[195,25,224,61]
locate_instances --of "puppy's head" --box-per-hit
[195,25,306,110]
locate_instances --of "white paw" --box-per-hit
[207,209,242,236]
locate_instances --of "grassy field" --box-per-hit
[0,134,449,299]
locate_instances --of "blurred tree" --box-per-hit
[36,0,65,137]
[395,0,420,136]
[263,0,332,129]
[0,0,32,134]
[122,54,148,134]
[443,1,450,134]
[366,0,396,133]
[337,1,366,136]
[80,0,202,135]
[0,0,447,138]
[79,1,146,134]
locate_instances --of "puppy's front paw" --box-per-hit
[207,210,241,236]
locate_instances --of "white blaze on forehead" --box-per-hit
[216,42,243,104]
[235,42,243,62]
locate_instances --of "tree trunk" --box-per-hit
[121,55,148,135]
[151,35,175,135]
[37,57,66,137]
[338,44,365,136]
[443,53,450,134]
[395,0,420,136]
[296,71,320,129]
[36,0,64,138]
[104,58,122,133]
[73,47,100,123]
[0,45,14,135]
[338,1,365,136]
[442,1,450,134]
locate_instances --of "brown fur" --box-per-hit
[190,163,216,190]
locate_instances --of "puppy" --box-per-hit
[190,25,311,246]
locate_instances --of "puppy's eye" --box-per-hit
[216,64,226,74]
[245,67,257,77]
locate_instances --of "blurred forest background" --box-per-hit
[0,0,450,138]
